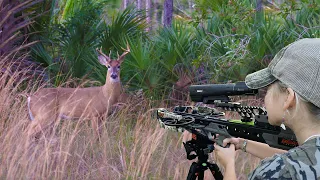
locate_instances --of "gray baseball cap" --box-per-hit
[245,38,320,108]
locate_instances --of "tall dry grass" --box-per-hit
[0,60,262,180]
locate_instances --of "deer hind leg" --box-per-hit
[27,120,41,139]
[27,100,58,140]
[25,116,57,150]
[27,112,57,140]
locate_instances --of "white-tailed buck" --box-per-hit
[27,45,130,139]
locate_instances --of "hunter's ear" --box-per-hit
[283,88,296,110]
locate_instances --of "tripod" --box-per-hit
[183,135,223,180]
[186,149,223,180]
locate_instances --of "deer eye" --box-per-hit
[107,65,111,69]
[117,65,120,69]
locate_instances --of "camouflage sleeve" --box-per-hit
[248,155,291,180]
[248,138,320,180]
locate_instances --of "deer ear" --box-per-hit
[96,48,110,65]
[98,55,108,65]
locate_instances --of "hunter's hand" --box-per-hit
[214,143,236,169]
[222,137,245,150]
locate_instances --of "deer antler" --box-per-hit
[120,41,130,53]
[118,42,130,62]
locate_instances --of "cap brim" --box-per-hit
[245,68,277,89]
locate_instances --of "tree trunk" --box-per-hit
[146,0,152,31]
[153,0,158,27]
[255,0,263,24]
[122,0,129,10]
[136,0,142,10]
[163,0,173,27]
[188,0,193,13]
[256,0,263,12]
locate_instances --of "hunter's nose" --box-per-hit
[111,74,118,79]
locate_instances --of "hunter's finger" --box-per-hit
[229,143,236,150]
[222,138,232,147]
[214,143,222,151]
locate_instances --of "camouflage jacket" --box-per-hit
[248,137,320,180]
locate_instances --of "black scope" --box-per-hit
[189,81,258,103]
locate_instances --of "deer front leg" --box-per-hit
[91,117,103,142]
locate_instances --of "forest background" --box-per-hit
[1,0,319,179]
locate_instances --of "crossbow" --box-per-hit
[155,82,298,180]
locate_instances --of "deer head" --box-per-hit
[96,44,130,83]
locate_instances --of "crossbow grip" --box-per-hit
[204,123,232,147]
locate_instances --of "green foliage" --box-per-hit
[123,39,165,96]
[30,0,105,85]
[155,22,196,71]
[27,0,320,99]
[59,0,119,22]
[190,0,320,83]
[27,0,60,72]
[57,4,102,79]
[99,7,148,53]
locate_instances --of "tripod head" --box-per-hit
[183,132,223,180]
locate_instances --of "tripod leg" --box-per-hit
[187,162,206,180]
[198,170,204,180]
[207,162,223,180]
[186,162,201,180]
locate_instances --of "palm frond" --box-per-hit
[99,7,148,52]
[0,0,43,57]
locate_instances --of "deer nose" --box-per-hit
[111,74,118,79]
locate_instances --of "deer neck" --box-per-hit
[102,78,122,99]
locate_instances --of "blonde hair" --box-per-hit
[271,81,320,122]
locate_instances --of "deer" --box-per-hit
[26,44,130,140]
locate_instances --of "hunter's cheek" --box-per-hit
[264,95,270,111]
[264,94,274,123]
